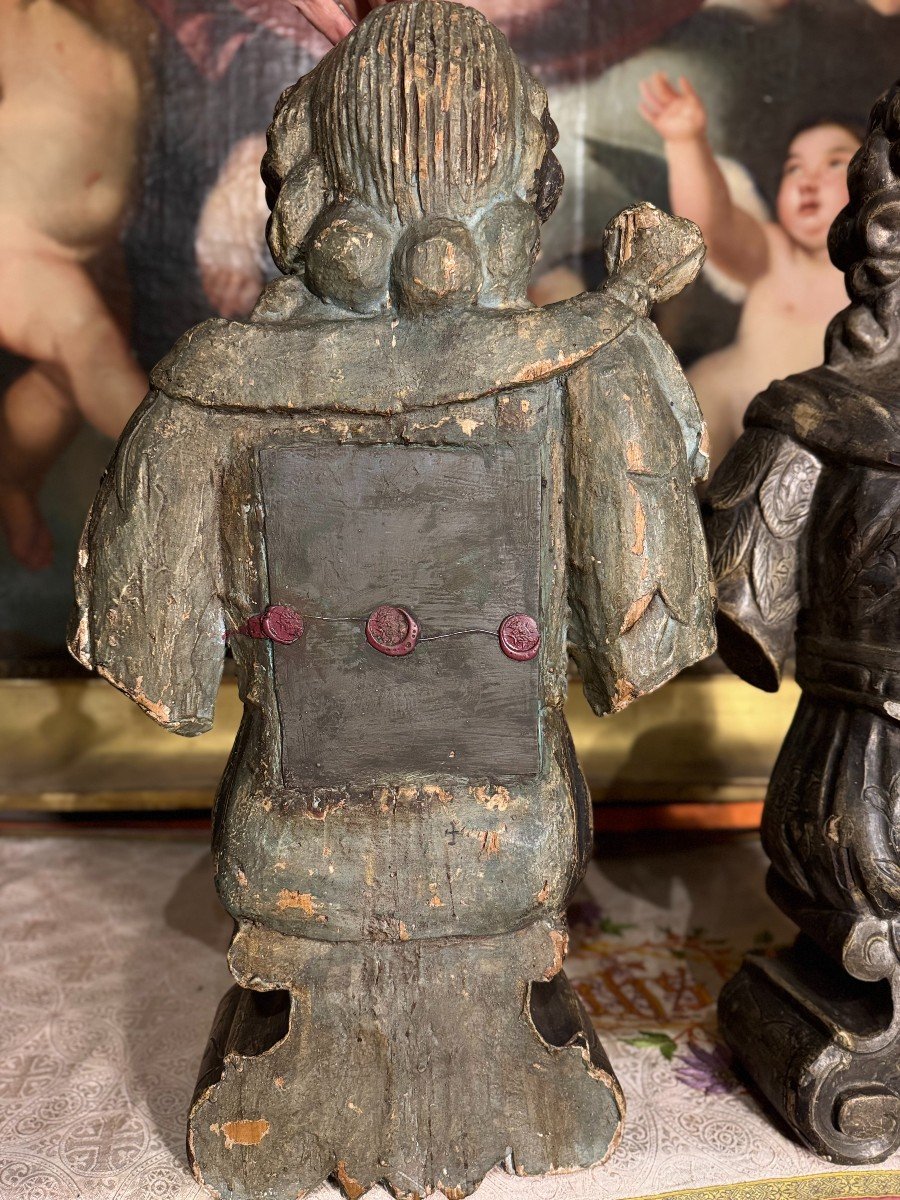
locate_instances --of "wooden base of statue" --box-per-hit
[719,873,900,1165]
[188,919,624,1199]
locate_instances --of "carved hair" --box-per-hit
[826,79,900,365]
[262,0,560,314]
[316,2,529,221]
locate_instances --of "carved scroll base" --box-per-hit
[188,919,624,1200]
[719,918,900,1165]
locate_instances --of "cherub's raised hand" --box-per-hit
[286,0,394,43]
[638,72,707,143]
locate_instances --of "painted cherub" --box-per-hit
[0,0,152,571]
[639,71,861,471]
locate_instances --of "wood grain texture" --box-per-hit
[190,921,624,1200]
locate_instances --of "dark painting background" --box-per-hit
[1,0,898,669]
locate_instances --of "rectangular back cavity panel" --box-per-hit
[259,444,541,785]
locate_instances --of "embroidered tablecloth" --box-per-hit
[1,833,897,1200]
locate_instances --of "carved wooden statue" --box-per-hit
[705,81,900,1165]
[70,4,714,1196]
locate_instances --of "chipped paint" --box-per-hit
[480,831,501,856]
[398,921,411,942]
[544,929,569,979]
[535,880,551,904]
[334,1162,366,1200]
[275,889,325,920]
[429,895,444,907]
[71,612,89,658]
[627,482,646,556]
[625,440,647,473]
[510,357,560,385]
[98,664,172,726]
[469,785,511,811]
[620,591,654,634]
[611,678,638,710]
[410,412,452,432]
[215,1118,270,1148]
[497,394,536,431]
[792,401,820,440]
[422,784,452,805]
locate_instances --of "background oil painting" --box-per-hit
[1,0,898,670]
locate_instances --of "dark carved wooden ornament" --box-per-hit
[705,80,900,1166]
[70,4,715,1196]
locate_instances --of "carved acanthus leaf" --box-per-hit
[836,510,900,618]
[708,502,757,583]
[751,530,799,624]
[759,444,820,539]
[705,428,781,510]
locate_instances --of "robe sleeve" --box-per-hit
[68,390,226,735]
[565,316,716,716]
[703,426,822,692]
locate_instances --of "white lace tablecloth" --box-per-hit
[1,833,898,1200]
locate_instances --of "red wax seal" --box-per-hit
[241,614,266,640]
[498,613,540,661]
[260,604,305,645]
[365,605,420,656]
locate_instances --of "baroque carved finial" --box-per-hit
[827,79,900,367]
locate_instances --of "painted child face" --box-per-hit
[776,124,860,251]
